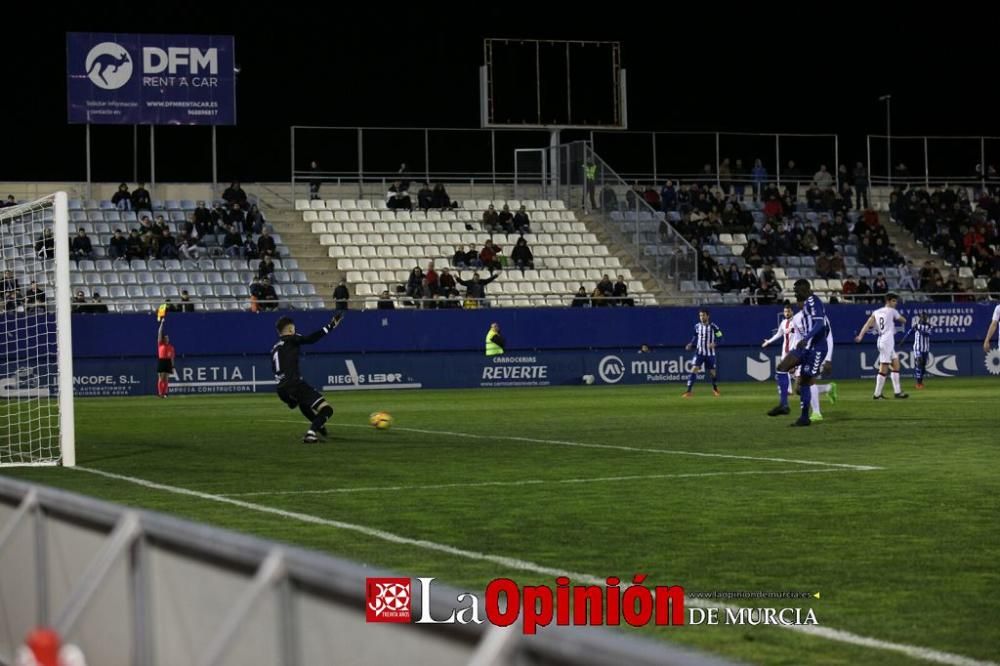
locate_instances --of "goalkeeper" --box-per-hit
[271,313,344,443]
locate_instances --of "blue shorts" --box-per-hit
[693,354,716,370]
[789,348,823,377]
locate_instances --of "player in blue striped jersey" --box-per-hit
[901,312,932,389]
[683,309,723,397]
[776,280,829,426]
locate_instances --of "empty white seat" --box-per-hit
[295,200,310,211]
[309,200,326,210]
[338,258,354,270]
[303,211,319,222]
[334,211,350,221]
[318,211,334,222]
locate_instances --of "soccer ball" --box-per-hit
[369,411,393,430]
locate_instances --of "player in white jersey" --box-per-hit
[855,292,909,399]
[762,305,796,415]
[983,304,1000,353]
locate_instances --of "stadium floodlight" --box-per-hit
[0,192,75,466]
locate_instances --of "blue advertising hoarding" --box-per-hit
[66,32,236,125]
[61,342,998,397]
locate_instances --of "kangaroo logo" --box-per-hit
[84,42,133,90]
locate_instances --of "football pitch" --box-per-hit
[4,379,998,665]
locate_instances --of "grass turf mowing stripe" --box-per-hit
[73,465,993,666]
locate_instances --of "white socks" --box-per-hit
[875,373,886,397]
[890,372,902,395]
[810,385,821,415]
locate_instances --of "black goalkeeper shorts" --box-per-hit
[277,380,323,410]
[156,359,174,374]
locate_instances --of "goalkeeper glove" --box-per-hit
[329,312,344,329]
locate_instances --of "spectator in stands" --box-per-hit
[1,195,16,207]
[424,261,439,294]
[88,292,109,314]
[438,268,458,297]
[464,244,480,268]
[431,183,452,209]
[229,202,246,232]
[479,240,501,271]
[698,249,718,279]
[309,161,321,200]
[2,270,18,294]
[125,230,144,263]
[755,276,779,305]
[642,185,661,211]
[853,162,869,209]
[24,281,44,310]
[405,267,424,300]
[511,237,534,271]
[241,234,259,260]
[988,269,1000,295]
[35,229,54,260]
[597,275,614,299]
[897,261,917,291]
[131,183,152,211]
[829,252,845,278]
[378,290,395,309]
[245,204,266,235]
[452,245,467,268]
[841,275,857,298]
[192,202,213,239]
[223,226,243,258]
[590,285,608,307]
[71,290,87,313]
[333,280,350,310]
[416,278,435,309]
[572,285,589,307]
[601,186,618,211]
[719,158,732,194]
[872,272,889,296]
[498,204,514,232]
[742,241,764,269]
[177,231,202,260]
[813,165,834,191]
[158,229,179,259]
[249,276,264,299]
[751,159,767,201]
[816,252,834,279]
[256,228,276,258]
[258,278,279,311]
[856,277,873,302]
[482,204,499,232]
[513,205,531,234]
[178,290,195,312]
[386,183,412,211]
[112,183,132,211]
[799,227,818,255]
[212,202,229,232]
[456,270,500,307]
[784,160,802,197]
[417,183,433,210]
[223,182,248,208]
[613,275,633,306]
[258,255,276,282]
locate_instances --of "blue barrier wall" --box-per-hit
[71,302,996,357]
[4,302,991,397]
[65,343,999,397]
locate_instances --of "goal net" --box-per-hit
[0,192,75,466]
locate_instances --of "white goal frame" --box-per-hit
[0,191,75,467]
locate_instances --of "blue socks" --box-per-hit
[777,372,789,407]
[799,383,811,420]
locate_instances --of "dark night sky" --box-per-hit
[3,5,998,183]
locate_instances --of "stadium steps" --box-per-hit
[266,211,341,302]
[579,213,669,303]
[878,210,936,268]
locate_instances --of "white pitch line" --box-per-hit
[260,420,884,472]
[221,468,854,498]
[73,465,993,666]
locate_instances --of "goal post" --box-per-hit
[0,191,75,467]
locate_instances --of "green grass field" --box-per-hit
[4,379,999,665]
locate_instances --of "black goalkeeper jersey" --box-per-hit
[271,326,330,386]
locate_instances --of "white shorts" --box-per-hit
[877,339,896,364]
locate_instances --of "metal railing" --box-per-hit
[0,477,735,666]
[654,290,998,307]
